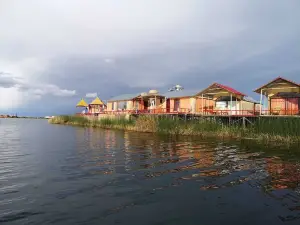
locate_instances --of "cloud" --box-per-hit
[0,72,22,88]
[85,92,97,98]
[104,58,115,64]
[1,0,300,114]
[0,71,76,109]
[27,84,76,97]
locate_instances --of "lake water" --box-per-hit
[1,119,300,225]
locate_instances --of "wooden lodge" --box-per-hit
[133,90,166,113]
[195,83,260,116]
[75,76,300,118]
[254,77,300,115]
[88,97,106,115]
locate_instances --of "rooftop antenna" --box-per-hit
[168,84,183,92]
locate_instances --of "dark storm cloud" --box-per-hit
[1,0,300,114]
[44,32,300,104]
[0,72,21,88]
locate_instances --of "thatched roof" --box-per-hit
[76,99,88,107]
[89,97,104,105]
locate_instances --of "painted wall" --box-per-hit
[214,100,257,115]
[107,100,135,111]
[240,101,256,111]
[195,98,214,111]
[270,98,299,115]
[89,105,104,114]
[107,102,113,111]
[160,97,215,113]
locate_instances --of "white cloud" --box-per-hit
[85,92,97,98]
[28,85,76,97]
[0,0,299,112]
[0,59,76,109]
[0,87,22,110]
[104,58,115,64]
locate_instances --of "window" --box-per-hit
[118,101,127,110]
[134,101,139,109]
[150,99,155,107]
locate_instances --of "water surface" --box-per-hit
[1,118,300,224]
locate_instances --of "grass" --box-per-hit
[49,115,300,143]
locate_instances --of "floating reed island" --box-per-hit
[49,115,300,143]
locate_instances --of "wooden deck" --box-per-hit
[77,108,300,118]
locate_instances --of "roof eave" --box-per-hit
[253,76,300,93]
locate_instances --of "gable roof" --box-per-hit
[254,77,300,93]
[89,97,104,105]
[108,93,140,102]
[197,83,246,96]
[163,90,199,98]
[216,83,246,96]
[76,99,88,107]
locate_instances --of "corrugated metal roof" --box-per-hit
[216,96,260,104]
[243,96,260,104]
[163,90,198,98]
[215,83,246,96]
[108,93,140,101]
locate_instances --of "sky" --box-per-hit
[0,0,299,116]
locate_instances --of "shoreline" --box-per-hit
[48,115,300,144]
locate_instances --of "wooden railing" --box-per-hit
[76,108,300,116]
[260,109,300,116]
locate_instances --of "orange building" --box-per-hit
[161,90,214,114]
[106,93,140,111]
[133,90,166,112]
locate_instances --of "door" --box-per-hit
[144,100,148,110]
[166,99,170,113]
[174,99,180,112]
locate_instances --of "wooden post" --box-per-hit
[235,96,237,115]
[201,94,204,115]
[241,99,243,115]
[259,89,263,115]
[230,94,233,116]
[155,95,157,112]
[242,117,246,129]
[265,92,269,115]
[165,96,167,113]
[269,96,271,115]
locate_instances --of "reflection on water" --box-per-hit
[1,119,300,224]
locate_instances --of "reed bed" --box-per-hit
[49,115,300,143]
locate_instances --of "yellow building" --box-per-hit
[254,77,300,115]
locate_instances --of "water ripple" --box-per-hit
[1,120,300,224]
